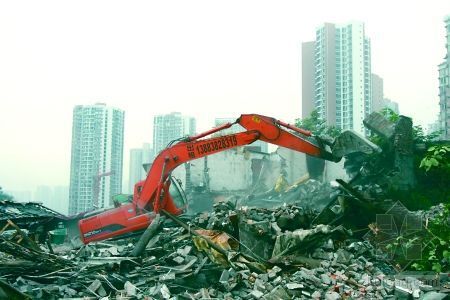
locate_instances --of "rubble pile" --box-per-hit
[245,179,338,211]
[0,204,389,299]
[0,199,66,231]
[0,202,447,299]
[417,203,448,221]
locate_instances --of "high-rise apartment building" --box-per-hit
[68,103,124,215]
[153,112,196,156]
[128,143,154,193]
[302,22,372,134]
[128,148,143,194]
[438,15,450,139]
[370,74,401,114]
[310,23,337,125]
[371,74,384,113]
[302,41,316,118]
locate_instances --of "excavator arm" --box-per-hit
[79,114,347,243]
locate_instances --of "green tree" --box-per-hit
[295,110,341,138]
[419,145,450,172]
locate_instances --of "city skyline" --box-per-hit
[1,1,449,194]
[7,185,69,214]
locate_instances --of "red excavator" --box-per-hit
[79,114,377,244]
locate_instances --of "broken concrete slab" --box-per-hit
[286,282,304,289]
[363,111,396,139]
[271,224,350,258]
[250,290,264,299]
[124,281,136,297]
[332,130,381,158]
[238,217,273,261]
[262,286,289,300]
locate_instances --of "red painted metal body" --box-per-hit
[78,114,333,244]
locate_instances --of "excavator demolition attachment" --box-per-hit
[331,130,381,159]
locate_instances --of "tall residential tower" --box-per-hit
[302,22,372,134]
[153,112,196,156]
[371,74,384,113]
[128,143,154,193]
[68,103,124,214]
[438,15,450,139]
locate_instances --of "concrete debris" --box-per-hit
[0,200,66,231]
[363,111,396,139]
[250,289,264,299]
[124,281,136,297]
[333,129,381,158]
[0,197,447,299]
[160,284,171,299]
[87,279,102,294]
[421,291,449,300]
[246,177,338,212]
[286,283,304,289]
[324,291,341,300]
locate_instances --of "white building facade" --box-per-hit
[304,22,372,135]
[68,103,124,214]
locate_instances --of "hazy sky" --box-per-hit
[1,0,449,193]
